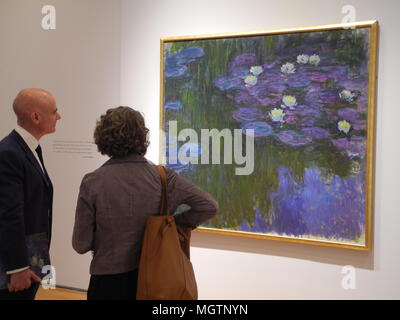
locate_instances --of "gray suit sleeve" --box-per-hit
[166,168,219,229]
[72,174,96,254]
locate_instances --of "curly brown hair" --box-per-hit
[94,106,149,157]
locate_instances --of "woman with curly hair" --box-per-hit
[72,106,218,300]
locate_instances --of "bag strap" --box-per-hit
[157,165,169,216]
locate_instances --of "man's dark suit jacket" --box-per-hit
[0,130,53,289]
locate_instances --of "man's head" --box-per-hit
[13,88,61,140]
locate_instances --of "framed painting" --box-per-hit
[160,21,378,250]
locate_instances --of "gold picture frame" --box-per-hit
[160,21,378,250]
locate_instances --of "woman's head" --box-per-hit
[94,106,149,158]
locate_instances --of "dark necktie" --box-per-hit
[35,145,53,243]
[35,145,50,181]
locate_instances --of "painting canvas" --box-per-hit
[160,21,378,250]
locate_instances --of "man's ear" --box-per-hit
[31,112,40,124]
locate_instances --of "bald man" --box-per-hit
[0,88,61,300]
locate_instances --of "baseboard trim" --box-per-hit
[55,285,87,293]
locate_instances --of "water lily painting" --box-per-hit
[161,21,378,249]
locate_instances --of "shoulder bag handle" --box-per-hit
[157,165,169,216]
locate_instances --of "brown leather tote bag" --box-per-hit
[136,165,198,300]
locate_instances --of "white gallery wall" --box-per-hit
[0,0,400,299]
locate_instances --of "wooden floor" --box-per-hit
[35,287,87,300]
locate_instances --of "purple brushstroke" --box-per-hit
[305,88,339,104]
[232,108,263,122]
[301,127,331,139]
[234,91,260,105]
[275,130,313,146]
[338,108,360,122]
[241,121,274,137]
[331,136,366,158]
[241,167,365,240]
[165,101,184,110]
[231,53,257,66]
[215,76,245,91]
[165,47,204,79]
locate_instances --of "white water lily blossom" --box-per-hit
[297,54,309,64]
[244,75,258,86]
[270,108,285,122]
[309,54,321,66]
[338,120,351,134]
[250,66,263,76]
[339,90,356,103]
[281,62,296,74]
[282,95,297,109]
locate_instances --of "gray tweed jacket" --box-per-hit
[72,153,218,275]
